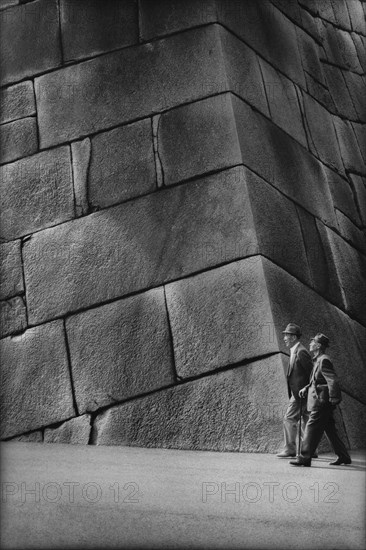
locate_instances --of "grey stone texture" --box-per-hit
[0,296,27,338]
[333,115,365,173]
[0,0,61,86]
[349,174,366,227]
[35,26,228,148]
[324,166,361,226]
[71,138,90,217]
[60,0,138,62]
[335,209,366,254]
[259,59,307,147]
[0,0,19,9]
[231,94,337,228]
[65,288,175,414]
[346,0,366,34]
[0,147,74,241]
[158,94,241,186]
[44,415,91,444]
[351,33,366,73]
[165,258,279,379]
[262,258,366,404]
[23,167,257,324]
[89,119,156,209]
[0,81,35,124]
[351,122,366,165]
[11,430,43,442]
[340,393,366,449]
[0,240,23,300]
[0,321,75,438]
[322,64,358,120]
[320,22,363,73]
[342,71,366,122]
[94,354,289,452]
[0,117,38,164]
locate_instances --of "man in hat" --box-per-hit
[290,333,351,467]
[277,323,314,458]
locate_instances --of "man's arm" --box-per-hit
[320,358,342,403]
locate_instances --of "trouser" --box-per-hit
[300,406,350,461]
[283,395,309,454]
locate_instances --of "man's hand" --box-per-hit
[299,387,308,398]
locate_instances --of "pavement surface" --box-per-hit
[1,442,365,549]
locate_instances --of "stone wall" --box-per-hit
[1,0,365,452]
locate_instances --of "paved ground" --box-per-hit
[1,442,365,549]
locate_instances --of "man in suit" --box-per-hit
[277,323,314,458]
[290,333,352,467]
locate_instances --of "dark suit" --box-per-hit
[282,343,313,454]
[300,354,350,462]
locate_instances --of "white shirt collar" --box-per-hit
[290,341,300,356]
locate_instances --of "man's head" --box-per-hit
[309,333,330,354]
[282,323,301,348]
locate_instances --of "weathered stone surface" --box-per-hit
[333,116,365,174]
[296,26,325,85]
[322,64,357,120]
[11,430,43,443]
[351,33,366,73]
[323,166,360,226]
[244,168,311,286]
[44,415,91,444]
[159,94,241,186]
[71,138,90,217]
[301,91,343,173]
[320,22,363,73]
[60,0,138,62]
[321,227,366,324]
[35,26,227,148]
[0,240,23,300]
[0,81,35,124]
[270,0,302,24]
[0,118,38,164]
[66,288,175,414]
[349,174,366,227]
[0,320,75,438]
[305,73,335,113]
[0,147,74,241]
[165,258,279,379]
[259,59,307,147]
[23,167,257,324]
[335,209,366,254]
[342,71,366,122]
[0,0,61,86]
[140,0,217,40]
[0,0,19,9]
[89,119,156,209]
[298,7,322,42]
[351,122,366,165]
[0,296,27,338]
[347,0,366,34]
[315,0,337,23]
[94,354,289,452]
[340,394,366,449]
[329,0,351,29]
[219,27,269,117]
[231,94,337,228]
[262,257,366,403]
[220,1,306,88]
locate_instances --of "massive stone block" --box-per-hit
[44,415,91,444]
[262,258,366,404]
[60,0,138,62]
[301,91,343,174]
[340,394,366,449]
[0,0,61,85]
[220,0,306,88]
[94,354,289,452]
[349,174,366,227]
[89,119,156,209]
[333,116,365,174]
[158,94,241,186]
[323,166,360,226]
[342,71,366,122]
[0,81,35,124]
[231,94,337,228]
[0,320,75,438]
[70,138,90,217]
[347,0,366,33]
[66,288,175,414]
[351,122,366,165]
[23,167,257,324]
[0,147,74,241]
[0,240,23,300]
[320,22,363,73]
[35,26,228,148]
[335,210,366,254]
[259,58,307,147]
[0,118,38,164]
[165,258,279,379]
[0,296,27,338]
[322,64,358,120]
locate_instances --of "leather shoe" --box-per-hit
[329,457,352,466]
[277,451,296,458]
[289,458,311,467]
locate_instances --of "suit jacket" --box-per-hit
[287,343,313,399]
[306,354,342,411]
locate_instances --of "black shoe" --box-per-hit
[289,458,311,467]
[277,451,296,458]
[312,454,318,459]
[329,457,352,466]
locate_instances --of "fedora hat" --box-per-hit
[311,333,330,348]
[282,323,301,336]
